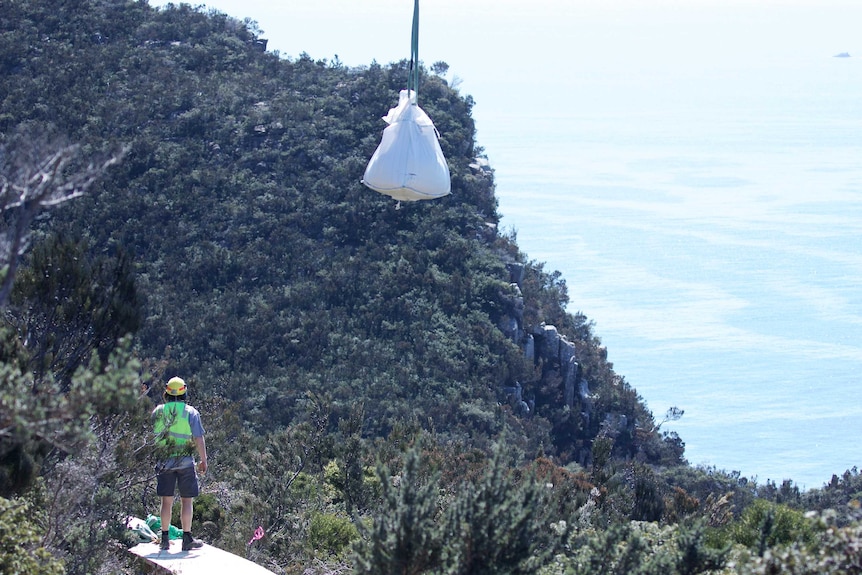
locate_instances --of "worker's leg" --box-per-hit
[159,495,173,549]
[177,466,203,550]
[180,497,193,532]
[160,495,174,530]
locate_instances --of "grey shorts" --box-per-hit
[156,465,199,498]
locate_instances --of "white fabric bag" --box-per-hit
[362,90,451,202]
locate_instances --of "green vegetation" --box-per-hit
[1,1,861,573]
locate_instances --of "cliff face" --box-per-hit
[497,259,657,467]
[497,261,595,463]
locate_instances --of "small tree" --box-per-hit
[0,338,144,572]
[430,61,450,76]
[0,124,125,306]
[8,234,141,390]
[353,448,443,575]
[0,493,64,575]
[440,445,553,574]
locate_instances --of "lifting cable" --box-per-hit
[407,0,420,104]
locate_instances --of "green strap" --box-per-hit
[408,0,419,104]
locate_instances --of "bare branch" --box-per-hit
[0,126,127,307]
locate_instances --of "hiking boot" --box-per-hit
[182,532,203,551]
[160,530,170,550]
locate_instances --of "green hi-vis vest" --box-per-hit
[154,402,193,457]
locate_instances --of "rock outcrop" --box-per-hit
[499,261,590,416]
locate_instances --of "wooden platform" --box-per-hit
[129,541,277,574]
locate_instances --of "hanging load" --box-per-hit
[362,0,451,202]
[362,89,451,201]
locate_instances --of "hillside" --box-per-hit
[2,1,861,574]
[1,0,676,465]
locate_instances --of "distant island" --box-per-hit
[834,52,852,58]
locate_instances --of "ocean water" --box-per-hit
[476,52,862,490]
[142,0,861,489]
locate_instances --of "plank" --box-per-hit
[129,541,277,575]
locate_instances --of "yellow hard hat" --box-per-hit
[165,377,187,396]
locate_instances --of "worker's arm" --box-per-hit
[194,435,207,473]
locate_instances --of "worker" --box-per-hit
[152,376,208,551]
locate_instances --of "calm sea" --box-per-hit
[476,52,862,490]
[143,0,860,490]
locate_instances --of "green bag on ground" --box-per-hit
[126,516,159,543]
[146,514,184,540]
